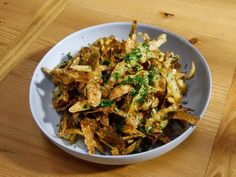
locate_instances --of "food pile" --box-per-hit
[42,21,198,155]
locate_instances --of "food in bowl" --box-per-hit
[42,21,199,155]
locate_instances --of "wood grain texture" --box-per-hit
[0,0,236,177]
[0,0,45,54]
[0,0,68,82]
[205,69,236,177]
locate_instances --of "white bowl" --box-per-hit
[29,22,211,165]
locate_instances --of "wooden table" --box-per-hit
[0,0,236,176]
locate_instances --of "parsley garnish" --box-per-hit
[114,72,120,80]
[136,85,148,103]
[121,74,149,98]
[142,43,150,51]
[66,52,73,59]
[100,100,114,107]
[124,48,142,63]
[120,76,133,85]
[135,64,143,71]
[148,70,159,84]
[131,87,139,97]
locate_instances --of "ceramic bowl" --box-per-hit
[29,22,211,165]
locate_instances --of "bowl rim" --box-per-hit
[29,21,212,159]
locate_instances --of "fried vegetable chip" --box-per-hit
[80,120,95,154]
[43,20,199,155]
[172,110,199,125]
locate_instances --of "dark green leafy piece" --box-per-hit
[131,87,139,97]
[100,100,114,107]
[136,85,149,104]
[124,48,142,63]
[66,52,73,59]
[142,42,150,52]
[148,70,159,84]
[114,72,120,80]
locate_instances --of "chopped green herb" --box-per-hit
[142,43,150,51]
[135,64,143,71]
[114,72,120,80]
[133,75,146,85]
[100,99,114,107]
[125,64,132,69]
[136,85,148,104]
[124,48,142,63]
[121,73,149,99]
[131,87,139,97]
[120,76,133,85]
[120,75,144,86]
[66,52,73,59]
[148,70,159,84]
[114,107,119,112]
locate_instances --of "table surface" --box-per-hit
[0,0,236,177]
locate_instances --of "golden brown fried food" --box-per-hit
[42,20,198,155]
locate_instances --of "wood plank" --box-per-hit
[71,0,236,42]
[0,0,46,53]
[0,0,68,82]
[205,69,236,177]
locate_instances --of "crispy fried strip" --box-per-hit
[123,113,142,134]
[157,133,171,144]
[111,147,120,155]
[100,139,114,149]
[64,128,83,136]
[109,85,132,100]
[186,62,196,79]
[50,68,89,84]
[80,120,95,154]
[57,112,77,143]
[122,139,142,155]
[70,65,92,72]
[172,110,199,125]
[99,113,109,127]
[41,67,51,75]
[69,100,91,113]
[149,34,167,51]
[122,133,145,141]
[86,72,102,107]
[104,62,127,94]
[129,20,137,38]
[94,137,104,154]
[84,107,113,115]
[138,32,150,42]
[113,107,127,118]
